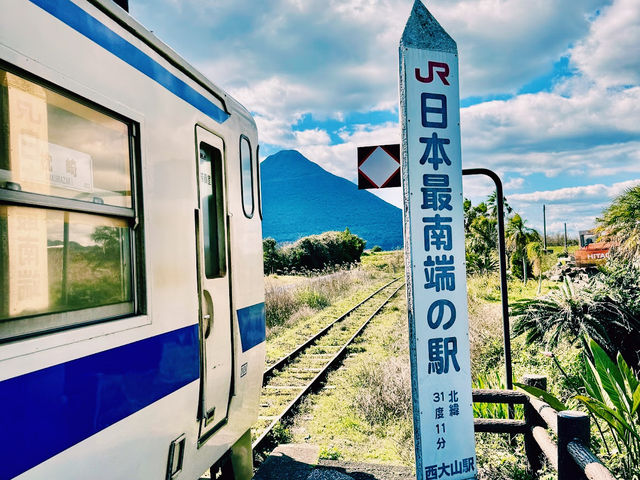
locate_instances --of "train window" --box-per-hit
[0,69,140,341]
[239,135,254,218]
[256,145,263,220]
[0,71,131,207]
[199,142,226,279]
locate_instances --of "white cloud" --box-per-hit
[293,128,331,146]
[462,175,496,202]
[297,122,400,181]
[133,0,605,125]
[570,0,640,87]
[427,0,602,96]
[518,199,612,235]
[130,0,640,224]
[509,179,640,204]
[504,177,525,190]
[460,87,640,175]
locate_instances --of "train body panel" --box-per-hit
[0,1,265,478]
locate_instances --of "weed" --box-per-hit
[319,445,342,460]
[361,250,404,274]
[296,288,330,310]
[271,422,292,444]
[475,433,535,480]
[351,357,412,426]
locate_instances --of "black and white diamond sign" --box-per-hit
[357,144,401,189]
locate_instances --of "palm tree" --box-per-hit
[506,214,540,283]
[526,241,544,294]
[486,190,513,219]
[466,214,498,274]
[596,185,640,262]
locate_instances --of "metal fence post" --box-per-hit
[522,375,547,474]
[558,411,589,480]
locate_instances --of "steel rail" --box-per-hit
[262,277,400,385]
[252,284,404,454]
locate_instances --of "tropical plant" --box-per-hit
[596,185,640,262]
[486,190,513,220]
[526,241,545,294]
[466,214,498,274]
[518,338,640,480]
[464,196,500,274]
[506,214,540,282]
[464,198,485,230]
[512,264,640,370]
[473,371,523,420]
[576,338,640,479]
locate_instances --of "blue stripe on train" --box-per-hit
[28,0,230,124]
[237,302,266,352]
[0,325,200,480]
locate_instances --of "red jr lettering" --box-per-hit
[415,61,450,86]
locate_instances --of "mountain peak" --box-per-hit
[262,150,327,180]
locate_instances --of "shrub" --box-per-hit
[596,185,640,261]
[510,249,534,280]
[576,338,640,480]
[263,237,285,274]
[263,229,366,274]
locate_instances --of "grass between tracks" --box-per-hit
[289,291,415,467]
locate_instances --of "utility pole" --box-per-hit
[543,204,547,250]
[564,223,568,253]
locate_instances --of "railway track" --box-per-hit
[252,279,405,455]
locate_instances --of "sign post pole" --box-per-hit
[399,2,477,479]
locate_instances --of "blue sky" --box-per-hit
[130,0,640,236]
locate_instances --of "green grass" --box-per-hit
[360,250,404,275]
[466,273,557,306]
[542,245,579,272]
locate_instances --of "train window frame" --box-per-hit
[239,135,254,218]
[256,145,263,220]
[0,65,145,343]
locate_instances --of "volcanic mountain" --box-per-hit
[261,150,403,250]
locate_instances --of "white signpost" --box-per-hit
[399,2,477,479]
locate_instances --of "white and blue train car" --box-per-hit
[0,1,266,479]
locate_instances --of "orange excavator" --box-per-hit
[574,229,615,267]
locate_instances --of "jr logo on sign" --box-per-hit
[415,61,450,85]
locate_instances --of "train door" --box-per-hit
[194,126,233,442]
